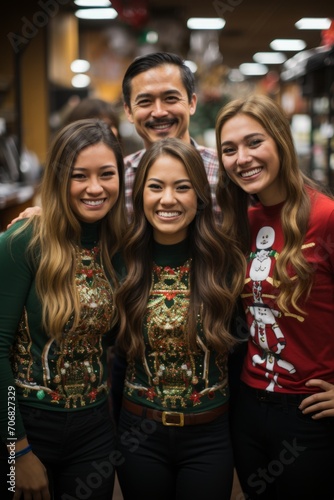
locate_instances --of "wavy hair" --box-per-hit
[215,94,321,314]
[15,119,126,341]
[115,138,246,360]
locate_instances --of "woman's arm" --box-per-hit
[0,223,34,439]
[8,438,50,500]
[0,223,51,498]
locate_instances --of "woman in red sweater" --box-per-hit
[216,94,334,500]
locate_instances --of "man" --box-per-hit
[121,52,221,220]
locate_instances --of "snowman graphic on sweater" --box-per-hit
[248,226,296,391]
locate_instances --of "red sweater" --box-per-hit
[241,190,334,393]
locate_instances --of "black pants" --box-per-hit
[116,408,234,500]
[230,382,334,500]
[1,402,118,500]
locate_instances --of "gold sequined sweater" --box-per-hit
[124,239,229,412]
[0,219,117,440]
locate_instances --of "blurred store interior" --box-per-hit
[0,0,333,229]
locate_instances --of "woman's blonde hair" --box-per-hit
[16,118,126,340]
[115,137,246,360]
[215,94,320,314]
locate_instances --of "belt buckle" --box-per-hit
[162,411,184,427]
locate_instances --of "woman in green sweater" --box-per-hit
[0,119,126,499]
[114,137,246,499]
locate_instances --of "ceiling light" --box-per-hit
[145,31,158,44]
[187,18,226,30]
[70,59,90,73]
[71,74,91,88]
[75,8,118,20]
[295,18,331,30]
[74,0,111,6]
[239,63,268,76]
[253,52,286,64]
[270,39,306,51]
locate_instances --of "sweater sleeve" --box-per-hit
[0,221,35,441]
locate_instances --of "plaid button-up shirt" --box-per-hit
[124,139,222,223]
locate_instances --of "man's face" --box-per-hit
[124,64,197,149]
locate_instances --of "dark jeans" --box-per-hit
[116,407,234,500]
[230,382,334,500]
[0,402,118,500]
[110,351,127,424]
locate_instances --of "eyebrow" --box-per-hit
[146,177,191,184]
[221,132,265,146]
[134,89,183,102]
[72,164,117,171]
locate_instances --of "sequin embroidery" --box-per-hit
[125,259,228,409]
[11,245,114,408]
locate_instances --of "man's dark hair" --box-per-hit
[122,52,196,108]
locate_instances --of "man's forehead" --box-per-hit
[131,64,182,85]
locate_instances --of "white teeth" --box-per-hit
[153,124,171,130]
[157,211,180,218]
[241,168,262,178]
[82,199,104,206]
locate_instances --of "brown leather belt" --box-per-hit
[122,398,229,427]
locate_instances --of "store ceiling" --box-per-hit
[67,0,333,76]
[8,0,333,73]
[145,0,332,69]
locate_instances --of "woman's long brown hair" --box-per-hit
[115,138,246,360]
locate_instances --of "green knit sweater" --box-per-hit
[0,219,117,441]
[124,239,230,412]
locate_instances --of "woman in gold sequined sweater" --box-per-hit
[114,138,246,500]
[0,119,126,499]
